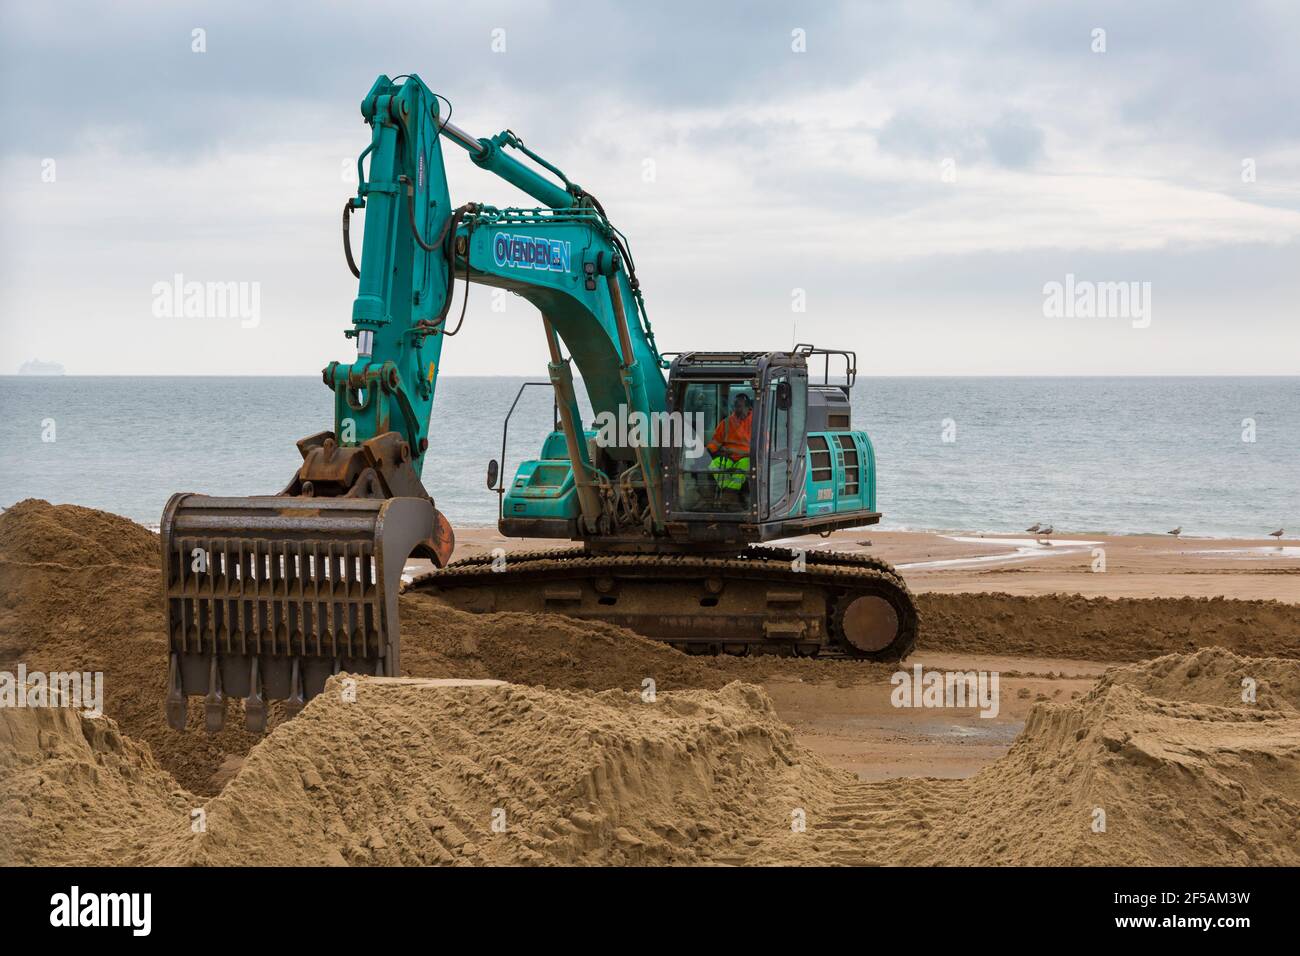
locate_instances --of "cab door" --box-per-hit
[762,368,807,520]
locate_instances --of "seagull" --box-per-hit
[1268,529,1284,540]
[1037,525,1054,546]
[1025,523,1042,533]
[1167,526,1182,537]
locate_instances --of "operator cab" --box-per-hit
[672,379,758,512]
[492,345,881,552]
[662,345,880,547]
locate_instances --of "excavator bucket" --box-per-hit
[160,493,452,733]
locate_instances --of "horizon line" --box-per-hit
[5,372,1299,379]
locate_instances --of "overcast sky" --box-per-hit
[2,0,1297,376]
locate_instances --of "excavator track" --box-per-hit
[410,545,918,661]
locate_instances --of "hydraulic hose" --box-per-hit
[342,202,361,278]
[394,181,479,336]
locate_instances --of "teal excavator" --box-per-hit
[161,74,917,732]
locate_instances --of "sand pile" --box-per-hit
[0,694,192,866]
[747,647,1300,865]
[397,592,728,691]
[1102,646,1300,711]
[918,591,1300,661]
[1,677,845,866]
[0,500,269,794]
[4,500,1298,866]
[0,499,159,568]
[0,501,729,794]
[4,648,1295,866]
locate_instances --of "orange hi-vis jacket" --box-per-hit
[708,412,752,461]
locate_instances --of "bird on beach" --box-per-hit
[1025,523,1042,533]
[1036,525,1054,546]
[1269,529,1285,540]
[1167,526,1182,537]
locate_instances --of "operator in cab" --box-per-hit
[707,392,753,503]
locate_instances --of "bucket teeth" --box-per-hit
[161,493,446,732]
[204,655,225,734]
[245,657,267,734]
[285,658,305,720]
[166,653,188,731]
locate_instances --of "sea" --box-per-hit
[1,376,1295,538]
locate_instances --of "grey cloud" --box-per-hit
[4,0,1299,160]
[3,0,1298,377]
[876,112,1045,169]
[984,117,1045,168]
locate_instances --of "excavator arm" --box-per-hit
[333,74,668,530]
[160,74,671,730]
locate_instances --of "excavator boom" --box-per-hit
[162,74,663,729]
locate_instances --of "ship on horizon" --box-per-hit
[17,359,65,376]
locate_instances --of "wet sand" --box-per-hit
[441,526,1300,603]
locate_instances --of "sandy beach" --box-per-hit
[418,524,1300,785]
[3,500,1298,866]
[442,525,1300,602]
